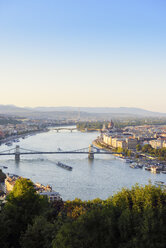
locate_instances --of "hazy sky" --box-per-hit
[0,0,166,112]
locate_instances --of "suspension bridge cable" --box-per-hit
[0,147,15,153]
[19,147,43,153]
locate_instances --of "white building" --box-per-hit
[39,191,61,202]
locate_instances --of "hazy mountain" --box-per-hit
[0,105,165,118]
[34,106,166,116]
[0,105,31,114]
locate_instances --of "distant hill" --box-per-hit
[0,105,165,118]
[34,106,166,116]
[0,105,30,114]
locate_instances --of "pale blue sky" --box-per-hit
[0,0,166,112]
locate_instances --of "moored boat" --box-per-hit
[154,181,165,186]
[151,166,160,173]
[145,166,151,171]
[137,163,143,169]
[130,163,139,169]
[5,141,12,146]
[126,159,132,163]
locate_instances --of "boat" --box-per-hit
[3,166,8,169]
[151,166,160,173]
[161,171,166,174]
[145,166,151,171]
[129,163,139,169]
[137,163,143,169]
[126,159,132,163]
[56,162,72,171]
[154,181,165,186]
[5,141,12,146]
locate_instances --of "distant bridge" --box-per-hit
[53,127,77,132]
[0,145,119,161]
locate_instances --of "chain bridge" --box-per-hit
[0,145,118,161]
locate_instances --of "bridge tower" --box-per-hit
[88,144,94,159]
[15,145,20,162]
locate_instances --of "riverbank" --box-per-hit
[78,128,100,132]
[92,139,124,158]
[93,138,166,173]
[0,128,49,146]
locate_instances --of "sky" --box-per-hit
[0,0,166,112]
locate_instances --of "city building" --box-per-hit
[117,140,127,149]
[126,138,138,149]
[5,174,19,193]
[108,120,114,129]
[39,191,61,202]
[149,138,166,149]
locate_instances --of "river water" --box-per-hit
[0,127,166,200]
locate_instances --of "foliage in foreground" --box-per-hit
[0,178,166,248]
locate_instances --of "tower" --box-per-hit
[88,144,94,159]
[15,145,20,162]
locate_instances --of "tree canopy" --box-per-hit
[0,181,166,248]
[0,178,48,248]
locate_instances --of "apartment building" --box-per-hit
[103,133,137,149]
[149,138,166,149]
[117,140,128,149]
[126,138,138,149]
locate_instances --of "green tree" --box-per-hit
[53,208,119,248]
[0,169,6,183]
[1,182,166,248]
[117,147,123,153]
[20,216,55,248]
[127,150,132,157]
[142,144,153,153]
[1,178,48,248]
[53,184,166,248]
[136,144,141,151]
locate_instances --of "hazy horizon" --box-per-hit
[0,1,165,112]
[1,104,166,114]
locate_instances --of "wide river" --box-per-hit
[0,127,166,200]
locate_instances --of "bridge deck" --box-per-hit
[0,151,116,156]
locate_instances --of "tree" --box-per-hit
[53,184,166,248]
[20,216,55,248]
[1,182,166,248]
[142,144,153,153]
[127,149,132,157]
[1,178,48,248]
[136,144,141,151]
[0,169,6,183]
[117,147,123,154]
[52,208,119,248]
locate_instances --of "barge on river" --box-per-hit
[56,162,72,171]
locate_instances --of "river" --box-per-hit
[0,127,166,200]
